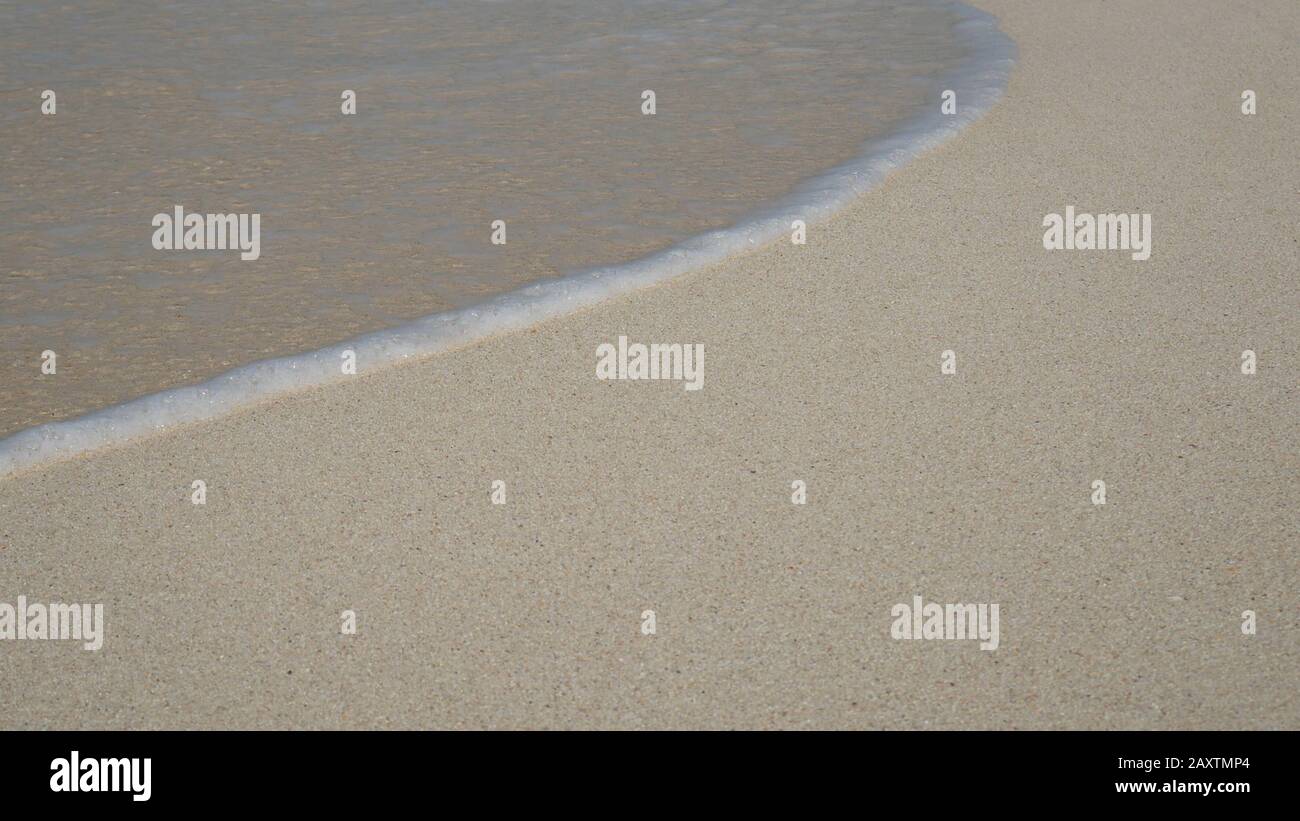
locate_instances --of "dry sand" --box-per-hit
[1,0,1296,729]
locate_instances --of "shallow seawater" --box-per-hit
[0,0,969,436]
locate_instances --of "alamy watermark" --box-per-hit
[596,335,704,391]
[891,595,999,651]
[0,595,104,651]
[152,205,261,260]
[1042,206,1151,261]
[50,751,150,802]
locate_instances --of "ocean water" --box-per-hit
[0,0,1014,475]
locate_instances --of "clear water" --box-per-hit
[0,0,1014,473]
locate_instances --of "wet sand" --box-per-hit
[0,0,960,436]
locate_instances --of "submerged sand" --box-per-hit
[0,0,961,437]
[0,0,1296,729]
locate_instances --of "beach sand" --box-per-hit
[1,0,1295,729]
[0,0,956,438]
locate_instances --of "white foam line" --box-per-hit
[0,1,1015,479]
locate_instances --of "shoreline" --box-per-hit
[0,0,1014,479]
[1,0,1296,729]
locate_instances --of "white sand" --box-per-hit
[0,0,1296,728]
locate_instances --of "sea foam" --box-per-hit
[0,1,1014,479]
